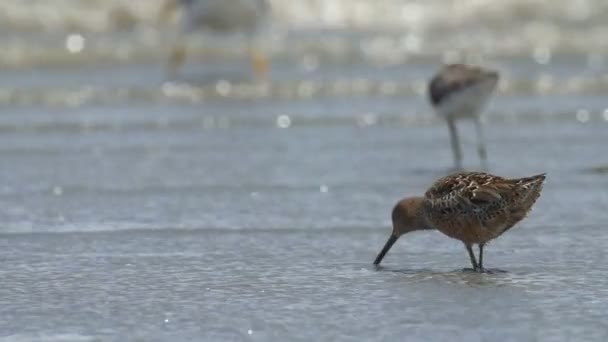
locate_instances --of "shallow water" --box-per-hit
[1,1,608,341]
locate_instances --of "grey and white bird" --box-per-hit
[428,64,499,170]
[159,0,271,79]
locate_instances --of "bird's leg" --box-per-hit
[167,42,187,79]
[447,118,463,170]
[464,244,479,271]
[478,244,485,272]
[474,117,488,170]
[248,45,268,81]
[158,0,178,23]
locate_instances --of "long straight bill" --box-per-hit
[373,234,398,265]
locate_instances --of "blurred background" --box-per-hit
[2,1,608,341]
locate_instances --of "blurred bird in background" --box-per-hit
[428,64,500,171]
[158,0,271,79]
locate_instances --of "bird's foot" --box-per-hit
[480,268,508,274]
[462,267,507,274]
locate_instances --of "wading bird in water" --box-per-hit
[373,172,545,272]
[159,0,270,79]
[428,64,500,170]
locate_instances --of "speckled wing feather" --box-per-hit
[496,173,546,236]
[424,172,505,202]
[423,172,546,245]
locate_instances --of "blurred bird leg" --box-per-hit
[167,42,187,78]
[474,116,488,170]
[447,118,463,170]
[248,46,269,80]
[158,0,179,24]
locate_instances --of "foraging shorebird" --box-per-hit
[159,0,270,79]
[373,172,545,272]
[428,64,499,170]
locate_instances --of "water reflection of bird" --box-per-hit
[373,172,545,272]
[428,64,499,170]
[159,0,270,79]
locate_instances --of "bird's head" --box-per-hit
[373,197,431,265]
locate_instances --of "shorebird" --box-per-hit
[428,64,500,170]
[159,0,271,79]
[373,172,545,272]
